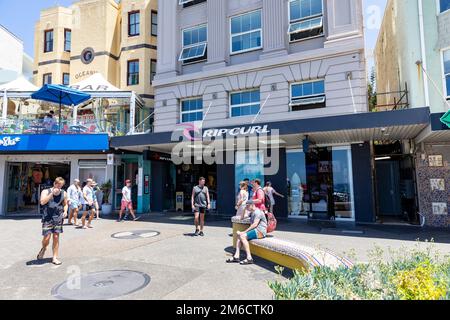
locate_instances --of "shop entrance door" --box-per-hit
[305,147,335,220]
[5,162,70,216]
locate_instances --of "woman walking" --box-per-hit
[263,181,284,213]
[235,181,249,219]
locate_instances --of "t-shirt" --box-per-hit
[122,186,132,202]
[67,185,80,202]
[252,187,267,212]
[193,185,208,208]
[250,208,268,237]
[82,186,94,204]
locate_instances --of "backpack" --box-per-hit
[265,211,277,233]
[256,187,271,211]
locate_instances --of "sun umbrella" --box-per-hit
[31,84,91,133]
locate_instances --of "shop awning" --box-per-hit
[111,107,431,152]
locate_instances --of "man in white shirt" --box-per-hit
[80,179,95,229]
[118,179,139,222]
[67,179,81,226]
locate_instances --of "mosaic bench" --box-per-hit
[231,216,353,271]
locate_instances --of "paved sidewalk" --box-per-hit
[0,213,449,300]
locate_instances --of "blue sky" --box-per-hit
[0,0,386,70]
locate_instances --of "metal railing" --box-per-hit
[0,119,131,137]
[372,82,409,112]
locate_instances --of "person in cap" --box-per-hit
[118,179,139,222]
[226,200,267,265]
[67,179,82,226]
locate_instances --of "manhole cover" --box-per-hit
[52,270,150,300]
[111,230,160,239]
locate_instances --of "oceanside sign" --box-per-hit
[0,136,20,147]
[203,125,270,138]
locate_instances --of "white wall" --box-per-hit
[0,25,24,84]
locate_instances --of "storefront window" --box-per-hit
[286,146,354,220]
[286,150,308,217]
[235,150,265,195]
[332,147,354,220]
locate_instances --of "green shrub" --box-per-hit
[268,243,450,300]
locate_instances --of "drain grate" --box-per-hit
[111,230,160,240]
[52,270,150,300]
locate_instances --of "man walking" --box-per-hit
[37,177,68,265]
[118,179,139,222]
[80,179,95,229]
[191,177,210,237]
[67,179,81,226]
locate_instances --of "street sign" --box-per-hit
[440,110,450,128]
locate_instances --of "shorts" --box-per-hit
[83,204,95,211]
[246,229,264,241]
[121,200,133,211]
[42,221,63,236]
[69,201,79,210]
[193,206,207,214]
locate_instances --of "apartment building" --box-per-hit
[111,0,432,225]
[375,0,450,227]
[33,0,157,106]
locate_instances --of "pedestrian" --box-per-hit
[118,179,139,222]
[251,179,267,212]
[80,179,95,229]
[191,177,210,236]
[235,181,249,219]
[36,177,68,265]
[92,181,100,220]
[67,179,81,226]
[263,181,284,213]
[244,178,253,198]
[226,200,267,265]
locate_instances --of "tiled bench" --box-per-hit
[231,216,353,271]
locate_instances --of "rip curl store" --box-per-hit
[111,108,431,224]
[0,134,112,216]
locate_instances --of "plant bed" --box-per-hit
[269,243,450,300]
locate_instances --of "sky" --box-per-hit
[0,0,387,71]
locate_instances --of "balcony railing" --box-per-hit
[371,82,409,112]
[0,119,132,136]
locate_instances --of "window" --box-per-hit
[179,25,207,63]
[230,90,260,117]
[179,0,207,8]
[230,10,262,54]
[290,80,325,111]
[150,59,157,83]
[44,30,53,53]
[440,0,450,13]
[63,73,70,86]
[444,49,450,98]
[64,29,71,52]
[43,73,52,85]
[181,98,203,123]
[128,11,140,36]
[151,10,158,36]
[127,60,139,86]
[288,0,324,42]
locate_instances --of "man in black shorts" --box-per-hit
[191,177,210,237]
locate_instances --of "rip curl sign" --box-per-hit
[0,136,20,147]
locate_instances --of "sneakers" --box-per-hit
[194,230,200,236]
[199,231,204,237]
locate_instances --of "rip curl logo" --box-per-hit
[0,136,20,147]
[174,123,202,142]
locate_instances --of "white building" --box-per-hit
[0,24,34,84]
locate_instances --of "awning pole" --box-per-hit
[129,91,136,134]
[2,90,8,120]
[72,104,77,126]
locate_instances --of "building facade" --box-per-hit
[0,0,159,217]
[0,24,33,84]
[375,0,450,227]
[33,0,157,107]
[111,0,433,226]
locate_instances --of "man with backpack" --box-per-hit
[191,177,210,237]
